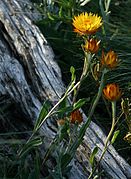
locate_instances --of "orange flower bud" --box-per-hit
[70,110,83,124]
[84,39,100,54]
[101,50,118,69]
[57,119,65,126]
[103,83,122,101]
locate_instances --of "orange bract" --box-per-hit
[101,50,118,69]
[84,38,100,54]
[72,12,103,35]
[57,119,66,126]
[70,110,83,124]
[103,83,122,101]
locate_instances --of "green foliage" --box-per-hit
[0,97,42,178]
[18,137,42,158]
[0,134,42,178]
[28,151,41,179]
[70,66,76,83]
[102,1,131,88]
[73,98,89,110]
[111,130,120,144]
[34,100,52,132]
[89,146,98,168]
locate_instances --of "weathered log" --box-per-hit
[0,0,131,178]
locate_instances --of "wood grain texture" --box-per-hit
[0,0,131,178]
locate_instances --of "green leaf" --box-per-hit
[73,98,89,110]
[59,6,63,18]
[50,154,63,179]
[28,151,40,179]
[58,96,67,110]
[62,165,72,175]
[47,12,55,21]
[111,130,120,144]
[58,121,69,140]
[70,66,76,82]
[56,97,71,118]
[34,100,51,132]
[89,147,98,167]
[80,0,91,6]
[57,106,73,118]
[0,139,25,145]
[19,137,42,158]
[61,153,72,169]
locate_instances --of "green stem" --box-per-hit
[68,68,107,155]
[88,101,116,179]
[42,137,58,166]
[36,80,80,132]
[80,68,107,138]
[105,101,116,146]
[73,52,91,104]
[105,0,112,13]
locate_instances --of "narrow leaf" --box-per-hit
[73,98,89,110]
[111,130,120,144]
[61,153,72,169]
[70,66,76,82]
[19,137,42,158]
[80,0,91,6]
[57,106,73,117]
[89,147,98,167]
[28,151,40,179]
[34,100,51,132]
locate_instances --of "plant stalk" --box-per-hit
[67,68,107,155]
[73,52,91,104]
[88,101,116,178]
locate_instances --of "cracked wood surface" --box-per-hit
[0,0,131,178]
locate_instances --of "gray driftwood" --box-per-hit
[0,0,131,178]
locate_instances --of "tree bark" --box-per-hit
[0,0,131,178]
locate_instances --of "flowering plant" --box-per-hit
[18,7,130,179]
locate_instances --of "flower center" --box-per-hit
[84,19,91,25]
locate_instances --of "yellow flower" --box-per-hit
[84,38,100,53]
[103,83,122,101]
[101,50,118,69]
[70,110,83,124]
[72,12,103,35]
